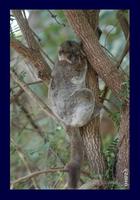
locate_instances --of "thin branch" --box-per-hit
[48,10,66,27]
[10,71,59,123]
[11,121,29,134]
[25,25,54,65]
[10,88,24,104]
[11,137,39,189]
[117,10,129,39]
[11,167,68,187]
[101,30,129,103]
[11,166,93,188]
[116,10,129,69]
[100,86,109,104]
[16,99,46,141]
[40,47,54,66]
[52,173,65,188]
[102,105,114,115]
[12,80,43,90]
[116,35,129,69]
[10,80,43,104]
[105,22,119,48]
[101,45,118,63]
[100,97,120,111]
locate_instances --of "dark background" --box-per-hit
[0,0,140,198]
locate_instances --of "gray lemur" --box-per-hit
[48,40,95,128]
[48,41,96,188]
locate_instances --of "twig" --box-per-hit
[102,105,114,115]
[10,71,59,123]
[100,97,120,111]
[12,80,43,90]
[101,45,118,63]
[40,48,54,66]
[116,10,129,69]
[48,10,66,27]
[117,10,129,39]
[104,22,118,48]
[10,88,24,104]
[16,99,46,141]
[116,35,129,70]
[11,167,68,187]
[22,10,27,20]
[27,28,54,65]
[11,137,39,189]
[101,12,129,103]
[10,80,43,104]
[11,121,29,135]
[81,170,93,179]
[52,173,65,188]
[11,72,64,169]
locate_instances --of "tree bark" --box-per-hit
[65,10,126,101]
[68,10,107,177]
[80,66,106,176]
[116,102,129,187]
[11,10,51,82]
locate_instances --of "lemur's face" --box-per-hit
[58,41,85,64]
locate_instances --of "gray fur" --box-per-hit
[48,41,95,127]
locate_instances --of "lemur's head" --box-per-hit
[58,41,85,64]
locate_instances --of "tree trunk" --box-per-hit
[65,10,126,101]
[80,66,106,176]
[65,10,107,178]
[116,102,129,187]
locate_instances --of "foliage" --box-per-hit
[104,137,119,181]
